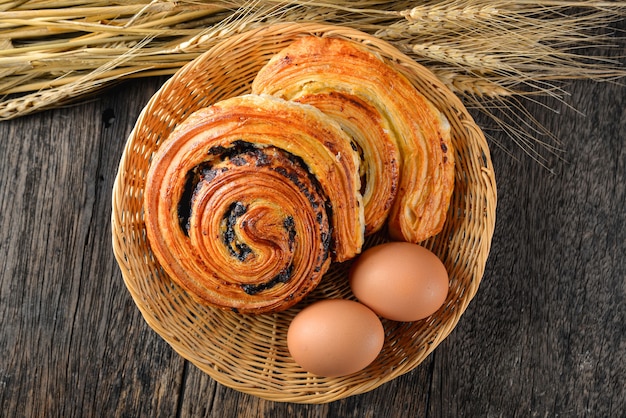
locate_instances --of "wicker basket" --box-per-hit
[111,22,497,404]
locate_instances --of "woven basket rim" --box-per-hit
[111,22,497,404]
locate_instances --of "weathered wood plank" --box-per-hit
[432,76,626,417]
[0,79,186,417]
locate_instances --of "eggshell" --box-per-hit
[287,299,384,377]
[349,242,449,322]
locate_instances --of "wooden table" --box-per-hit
[2,50,624,418]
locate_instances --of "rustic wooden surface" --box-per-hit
[1,48,625,418]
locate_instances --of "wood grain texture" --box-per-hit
[1,53,625,418]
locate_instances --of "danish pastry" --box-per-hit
[143,94,364,314]
[252,36,454,243]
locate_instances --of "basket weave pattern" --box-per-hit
[111,23,497,403]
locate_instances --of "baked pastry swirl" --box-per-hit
[143,94,364,314]
[288,91,400,235]
[252,36,454,243]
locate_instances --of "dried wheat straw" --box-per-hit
[0,0,624,160]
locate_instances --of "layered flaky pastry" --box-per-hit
[252,36,454,243]
[289,90,400,235]
[143,94,364,314]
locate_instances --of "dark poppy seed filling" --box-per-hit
[242,263,294,295]
[222,201,253,261]
[208,139,257,159]
[283,215,296,250]
[178,163,222,235]
[176,140,332,295]
[178,168,197,235]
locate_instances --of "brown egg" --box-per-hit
[349,242,449,322]
[287,299,384,377]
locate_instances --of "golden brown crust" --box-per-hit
[252,36,454,243]
[292,90,400,235]
[143,94,364,314]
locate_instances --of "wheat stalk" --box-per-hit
[375,0,626,163]
[0,0,624,163]
[1,1,623,112]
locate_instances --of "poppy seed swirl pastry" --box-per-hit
[252,36,454,243]
[143,94,364,314]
